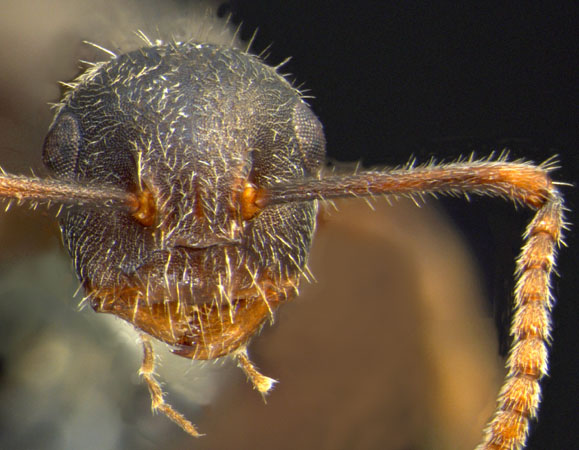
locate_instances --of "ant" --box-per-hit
[0,4,570,450]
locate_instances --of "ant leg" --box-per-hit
[139,334,202,437]
[236,347,277,397]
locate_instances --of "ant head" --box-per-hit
[42,43,325,358]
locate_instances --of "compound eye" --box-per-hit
[42,112,82,177]
[292,101,326,175]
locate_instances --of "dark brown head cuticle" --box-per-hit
[41,43,326,357]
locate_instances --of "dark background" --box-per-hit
[222,1,577,448]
